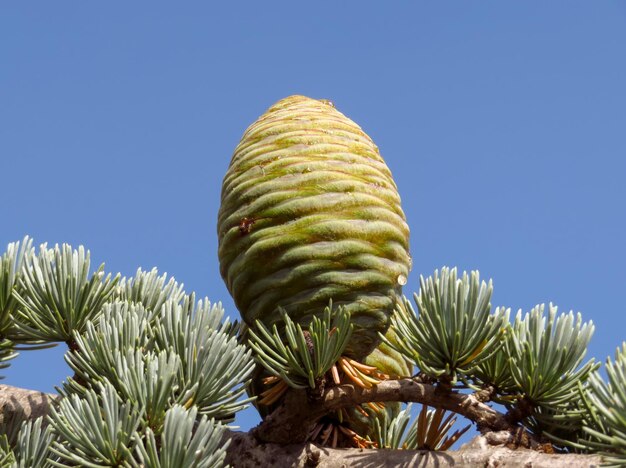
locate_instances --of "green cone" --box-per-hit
[364,326,413,378]
[218,95,411,359]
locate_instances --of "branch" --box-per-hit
[254,377,513,444]
[0,384,57,426]
[225,431,602,468]
[0,383,604,467]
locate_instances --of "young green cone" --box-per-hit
[218,95,411,359]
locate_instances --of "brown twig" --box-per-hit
[253,377,516,445]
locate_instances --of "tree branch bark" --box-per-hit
[225,431,602,467]
[0,383,604,467]
[254,377,513,444]
[0,384,57,426]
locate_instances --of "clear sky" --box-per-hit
[2,2,625,439]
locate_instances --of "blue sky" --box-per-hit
[2,2,625,437]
